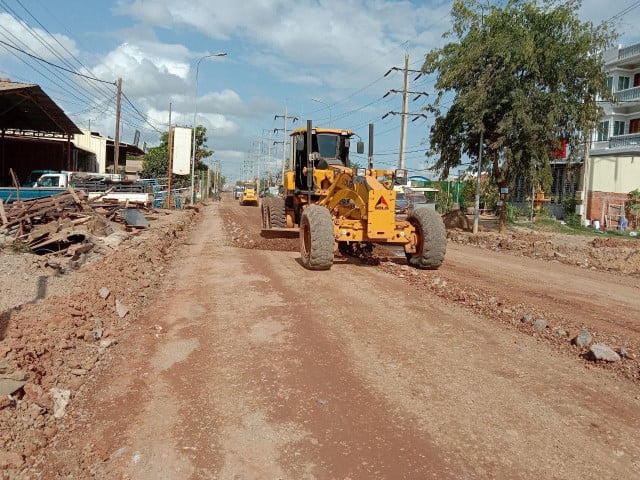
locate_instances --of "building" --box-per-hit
[0,80,144,186]
[586,42,640,228]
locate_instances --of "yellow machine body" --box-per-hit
[239,182,258,206]
[260,122,445,270]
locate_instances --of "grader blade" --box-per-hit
[260,227,300,238]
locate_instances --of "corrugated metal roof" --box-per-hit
[0,80,81,135]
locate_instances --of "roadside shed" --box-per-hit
[0,80,81,186]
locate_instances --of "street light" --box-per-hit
[311,97,332,127]
[191,52,227,204]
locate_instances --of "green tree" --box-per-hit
[141,126,213,184]
[423,0,617,232]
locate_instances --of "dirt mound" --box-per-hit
[0,207,197,475]
[442,209,471,231]
[447,228,640,276]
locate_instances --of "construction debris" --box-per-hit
[0,188,152,259]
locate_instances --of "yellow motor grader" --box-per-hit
[239,181,258,206]
[261,120,446,270]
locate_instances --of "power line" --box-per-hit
[9,0,115,102]
[0,38,115,84]
[604,0,640,23]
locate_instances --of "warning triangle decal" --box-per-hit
[375,195,389,209]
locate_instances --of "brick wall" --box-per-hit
[586,191,629,229]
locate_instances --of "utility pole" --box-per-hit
[399,53,410,169]
[113,77,122,173]
[166,103,173,208]
[472,130,484,234]
[383,57,428,169]
[274,107,298,183]
[579,130,592,224]
[260,129,273,190]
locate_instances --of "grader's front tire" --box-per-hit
[300,205,334,270]
[406,208,446,269]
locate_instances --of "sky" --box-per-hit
[1,0,639,184]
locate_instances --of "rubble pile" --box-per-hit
[0,193,198,476]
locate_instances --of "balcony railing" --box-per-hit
[618,43,640,60]
[613,86,640,103]
[609,133,640,148]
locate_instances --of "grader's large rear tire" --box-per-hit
[300,205,334,270]
[406,208,446,269]
[268,197,286,228]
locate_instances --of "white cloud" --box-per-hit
[115,0,452,85]
[91,41,191,97]
[0,13,79,62]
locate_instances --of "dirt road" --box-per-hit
[27,199,640,479]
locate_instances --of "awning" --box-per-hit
[0,80,81,135]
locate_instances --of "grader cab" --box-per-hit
[261,120,446,270]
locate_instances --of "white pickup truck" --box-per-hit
[36,172,153,205]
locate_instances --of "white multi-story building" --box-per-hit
[586,43,640,228]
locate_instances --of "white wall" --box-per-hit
[589,155,640,192]
[73,130,107,172]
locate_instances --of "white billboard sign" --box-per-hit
[172,126,193,175]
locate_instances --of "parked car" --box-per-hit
[395,191,408,214]
[407,193,435,214]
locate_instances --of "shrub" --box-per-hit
[562,196,577,216]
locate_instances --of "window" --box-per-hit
[597,121,609,142]
[607,76,613,92]
[618,76,630,91]
[613,120,625,136]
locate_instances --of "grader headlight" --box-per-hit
[355,167,367,177]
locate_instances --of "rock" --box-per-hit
[0,451,24,469]
[572,330,593,348]
[553,327,568,337]
[533,319,547,331]
[0,395,15,410]
[0,359,29,395]
[70,369,86,376]
[99,339,117,349]
[115,300,129,318]
[49,387,71,419]
[619,346,629,358]
[93,328,104,340]
[588,343,621,363]
[99,287,110,300]
[23,383,49,409]
[520,314,533,324]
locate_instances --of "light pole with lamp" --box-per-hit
[311,97,332,127]
[191,52,227,204]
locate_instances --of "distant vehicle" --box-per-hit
[407,193,435,214]
[233,185,244,200]
[239,182,258,206]
[395,191,408,214]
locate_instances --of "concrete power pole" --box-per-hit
[113,77,122,173]
[399,53,410,170]
[383,58,428,170]
[274,108,298,184]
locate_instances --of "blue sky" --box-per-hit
[1,0,639,183]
